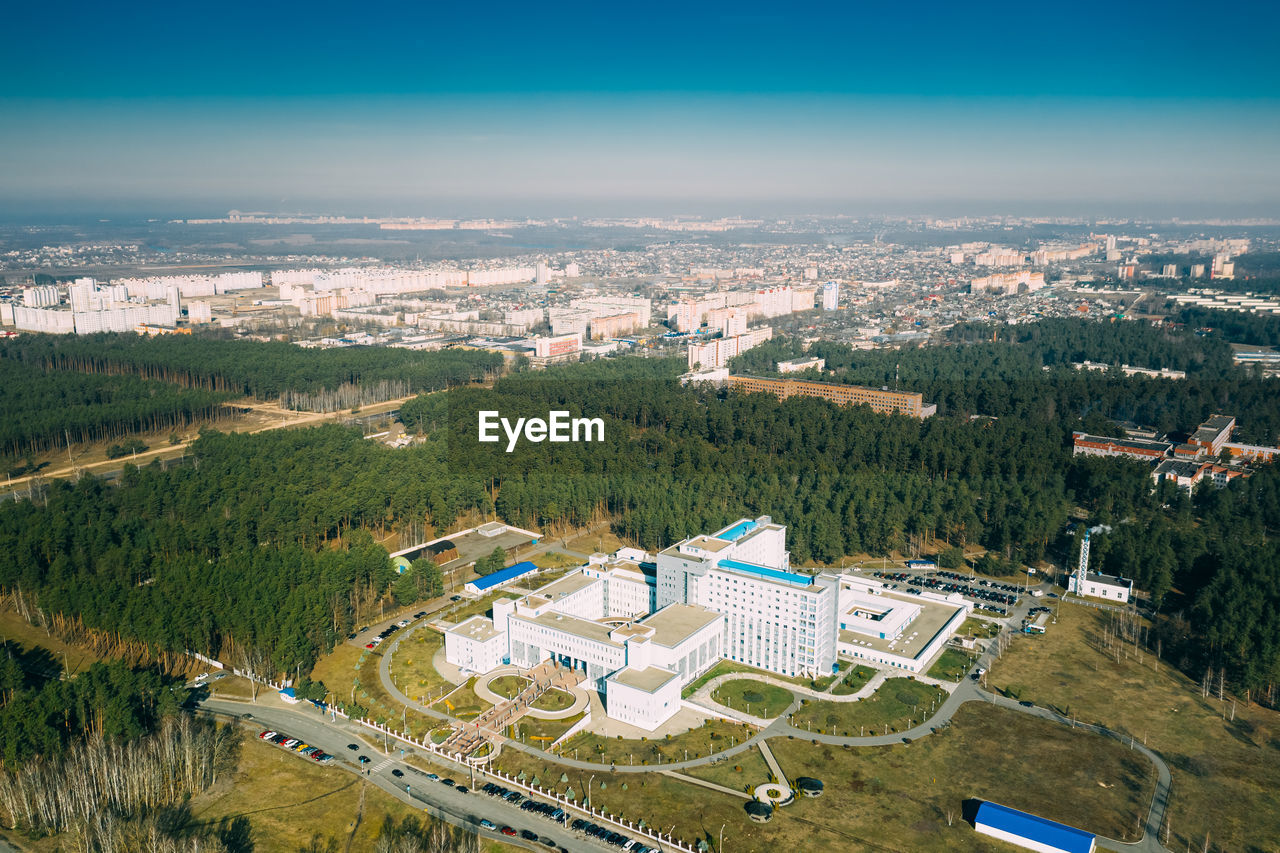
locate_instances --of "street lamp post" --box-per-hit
[719,823,726,853]
[588,774,596,810]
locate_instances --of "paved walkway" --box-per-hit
[659,769,751,800]
[474,665,590,720]
[755,740,788,788]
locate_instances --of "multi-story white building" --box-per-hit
[444,518,967,729]
[656,517,840,679]
[686,327,772,369]
[22,285,60,308]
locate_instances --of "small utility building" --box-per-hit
[973,802,1095,853]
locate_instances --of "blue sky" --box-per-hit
[3,0,1278,215]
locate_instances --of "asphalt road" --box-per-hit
[199,698,637,853]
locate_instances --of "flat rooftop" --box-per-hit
[1083,571,1133,588]
[638,604,723,647]
[838,587,963,660]
[445,615,500,643]
[523,610,621,648]
[685,535,732,553]
[716,558,813,588]
[530,571,598,602]
[608,666,680,694]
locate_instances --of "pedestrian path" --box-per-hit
[659,769,751,800]
[756,740,788,788]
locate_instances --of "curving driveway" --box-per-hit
[376,603,1171,852]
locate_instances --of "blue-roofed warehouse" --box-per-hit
[974,801,1095,853]
[465,561,539,595]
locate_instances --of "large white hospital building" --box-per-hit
[445,517,969,730]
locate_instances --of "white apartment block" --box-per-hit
[686,327,772,369]
[777,356,824,374]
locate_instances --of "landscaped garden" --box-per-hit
[791,678,946,736]
[711,679,794,718]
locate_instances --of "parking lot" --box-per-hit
[255,728,336,765]
[474,781,662,853]
[872,569,1021,615]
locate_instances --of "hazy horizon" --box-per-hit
[3,1,1278,216]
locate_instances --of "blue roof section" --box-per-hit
[975,802,1094,853]
[714,519,758,541]
[470,560,537,592]
[717,558,813,587]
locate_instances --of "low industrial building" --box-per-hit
[973,801,1096,853]
[1067,571,1133,603]
[835,576,971,672]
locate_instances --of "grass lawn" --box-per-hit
[512,712,584,746]
[682,659,844,698]
[830,664,877,696]
[387,628,454,700]
[927,648,978,682]
[531,687,575,712]
[490,701,1151,852]
[711,679,794,718]
[444,592,519,624]
[684,744,773,793]
[433,678,491,719]
[187,734,429,852]
[771,702,1153,850]
[559,719,756,767]
[531,551,579,570]
[310,641,364,699]
[960,617,1002,638]
[490,751,755,851]
[990,601,1280,853]
[792,678,946,736]
[0,608,104,677]
[490,674,531,699]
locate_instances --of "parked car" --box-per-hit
[480,819,496,830]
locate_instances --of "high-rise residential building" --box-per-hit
[821,281,840,310]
